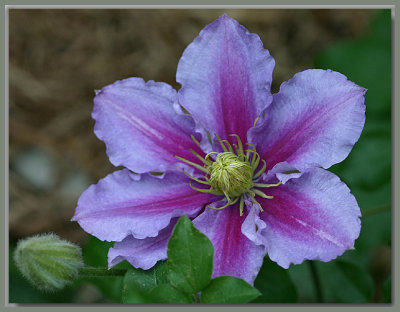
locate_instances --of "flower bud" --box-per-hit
[13,233,83,292]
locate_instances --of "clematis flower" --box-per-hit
[72,15,366,285]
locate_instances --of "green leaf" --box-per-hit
[330,129,391,194]
[336,260,374,301]
[149,284,193,303]
[201,276,261,303]
[122,261,168,303]
[382,275,391,303]
[317,260,374,303]
[167,215,213,295]
[287,262,316,302]
[252,257,297,303]
[82,235,112,267]
[368,9,391,43]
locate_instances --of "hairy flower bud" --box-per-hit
[13,233,83,292]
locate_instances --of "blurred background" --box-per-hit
[8,9,391,303]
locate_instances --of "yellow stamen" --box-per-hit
[175,133,283,217]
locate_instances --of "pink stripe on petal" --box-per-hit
[257,168,361,269]
[193,201,266,285]
[249,69,366,172]
[177,14,275,143]
[93,78,204,173]
[72,169,219,242]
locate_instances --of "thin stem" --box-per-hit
[362,204,391,217]
[189,181,221,195]
[205,151,219,161]
[221,140,234,153]
[175,156,208,173]
[252,188,273,199]
[229,134,244,158]
[308,261,323,303]
[190,134,201,148]
[239,196,244,216]
[193,292,201,303]
[182,169,210,185]
[251,152,260,169]
[253,181,282,188]
[207,197,238,211]
[253,159,266,179]
[215,134,228,152]
[79,266,127,277]
[190,149,212,165]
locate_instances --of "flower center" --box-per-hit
[208,152,253,197]
[175,133,281,216]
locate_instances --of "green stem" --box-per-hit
[193,292,201,303]
[308,261,323,303]
[79,266,127,277]
[362,204,391,217]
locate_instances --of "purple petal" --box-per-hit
[72,169,218,242]
[177,14,275,143]
[249,69,366,172]
[108,219,177,270]
[257,168,361,269]
[241,202,266,246]
[193,201,266,285]
[93,78,205,173]
[261,161,302,184]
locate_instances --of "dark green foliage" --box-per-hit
[122,261,168,303]
[333,260,374,303]
[121,215,260,304]
[149,284,192,303]
[382,275,391,303]
[201,276,261,303]
[252,257,297,303]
